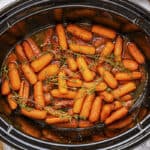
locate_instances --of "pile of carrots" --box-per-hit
[1,23,145,131]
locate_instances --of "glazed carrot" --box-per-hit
[51,89,76,99]
[1,79,10,95]
[67,78,83,87]
[23,81,30,99]
[45,117,69,124]
[43,28,53,45]
[73,88,87,113]
[69,43,95,55]
[105,107,128,125]
[115,72,142,80]
[7,94,18,110]
[122,59,138,71]
[83,81,107,91]
[64,68,81,79]
[54,119,78,128]
[31,53,53,72]
[19,80,30,104]
[21,63,37,84]
[100,104,114,122]
[101,41,114,58]
[34,81,45,109]
[43,84,51,92]
[100,91,114,102]
[42,129,61,142]
[58,71,68,94]
[114,35,123,62]
[44,93,52,105]
[98,66,118,88]
[26,38,41,55]
[6,52,17,64]
[107,116,133,129]
[128,42,145,64]
[89,96,103,122]
[66,24,92,41]
[16,117,41,138]
[113,101,122,110]
[67,56,78,71]
[15,44,27,62]
[95,82,107,91]
[22,41,34,60]
[80,94,95,119]
[120,94,133,101]
[56,24,68,50]
[53,99,74,109]
[8,62,20,90]
[38,64,59,81]
[79,120,93,128]
[92,25,116,39]
[21,108,47,119]
[77,56,95,82]
[112,82,136,99]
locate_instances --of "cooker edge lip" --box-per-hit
[0,0,150,149]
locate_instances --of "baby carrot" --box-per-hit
[45,117,69,124]
[56,24,68,50]
[92,25,116,39]
[21,63,37,84]
[128,42,145,64]
[6,52,17,64]
[120,94,133,101]
[80,94,95,119]
[66,24,92,41]
[77,56,95,82]
[8,62,20,90]
[15,44,27,62]
[58,70,68,94]
[83,81,107,91]
[100,104,114,122]
[7,94,18,110]
[79,120,93,128]
[98,66,118,88]
[1,79,10,95]
[22,41,34,60]
[114,35,123,62]
[34,81,45,109]
[38,64,59,81]
[26,38,41,56]
[115,72,142,80]
[21,108,47,119]
[89,96,103,122]
[31,53,53,72]
[19,80,30,104]
[101,41,114,58]
[69,43,95,55]
[107,116,133,129]
[122,59,138,71]
[51,89,76,99]
[73,88,87,114]
[67,56,78,71]
[100,91,114,102]
[112,82,136,99]
[67,78,83,87]
[105,107,128,125]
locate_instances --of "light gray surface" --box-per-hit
[0,0,149,149]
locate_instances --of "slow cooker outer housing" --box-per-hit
[0,0,150,150]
